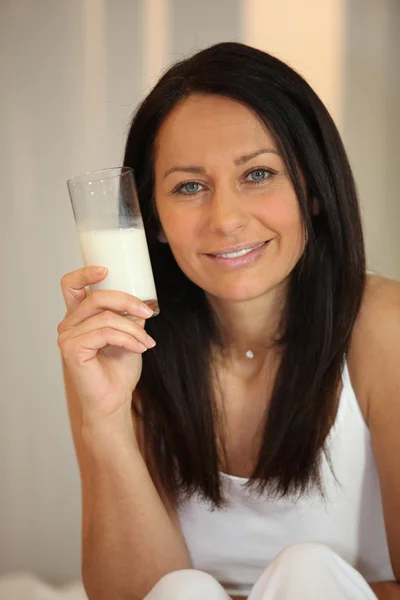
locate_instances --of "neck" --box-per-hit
[206,280,288,364]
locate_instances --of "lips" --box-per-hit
[205,239,271,269]
[214,241,266,258]
[208,240,268,256]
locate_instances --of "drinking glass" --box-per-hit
[67,167,159,316]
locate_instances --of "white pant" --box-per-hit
[144,543,378,599]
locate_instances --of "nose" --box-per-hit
[208,186,250,236]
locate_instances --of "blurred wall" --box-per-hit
[342,0,400,277]
[0,0,398,585]
[242,0,345,124]
[243,0,400,278]
[0,0,241,584]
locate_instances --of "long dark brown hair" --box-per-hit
[123,42,366,509]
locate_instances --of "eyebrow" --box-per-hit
[163,148,280,179]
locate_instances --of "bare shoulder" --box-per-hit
[351,272,400,353]
[361,271,400,304]
[349,273,400,579]
[347,272,400,424]
[354,272,400,342]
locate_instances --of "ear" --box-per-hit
[311,197,320,216]
[157,229,168,243]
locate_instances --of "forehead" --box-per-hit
[154,94,277,164]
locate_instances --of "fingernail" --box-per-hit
[140,304,154,317]
[146,335,156,347]
[94,267,107,275]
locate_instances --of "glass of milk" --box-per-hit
[67,167,159,316]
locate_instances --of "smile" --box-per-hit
[205,240,270,270]
[214,241,266,258]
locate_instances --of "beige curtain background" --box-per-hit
[0,0,398,584]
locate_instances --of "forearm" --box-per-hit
[81,427,191,600]
[370,581,400,600]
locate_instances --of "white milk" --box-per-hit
[79,227,158,303]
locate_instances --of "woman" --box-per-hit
[57,43,400,600]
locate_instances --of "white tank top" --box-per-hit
[177,360,394,596]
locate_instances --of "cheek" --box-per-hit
[263,192,306,264]
[160,213,203,280]
[157,205,198,253]
[262,190,303,235]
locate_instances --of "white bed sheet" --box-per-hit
[0,572,88,600]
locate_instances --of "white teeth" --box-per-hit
[217,242,265,259]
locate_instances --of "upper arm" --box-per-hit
[351,275,400,581]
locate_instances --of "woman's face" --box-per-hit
[154,94,306,303]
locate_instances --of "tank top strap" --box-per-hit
[334,355,367,434]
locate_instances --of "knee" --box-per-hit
[272,542,336,569]
[145,569,228,600]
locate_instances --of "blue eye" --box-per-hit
[175,182,204,195]
[246,169,270,183]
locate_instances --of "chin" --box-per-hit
[205,269,291,304]
[207,282,273,303]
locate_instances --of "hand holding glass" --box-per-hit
[67,167,159,316]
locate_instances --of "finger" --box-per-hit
[60,289,153,331]
[61,266,108,314]
[58,310,156,349]
[60,327,149,366]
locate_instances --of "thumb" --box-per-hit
[61,266,108,314]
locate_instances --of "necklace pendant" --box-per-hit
[245,350,254,359]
